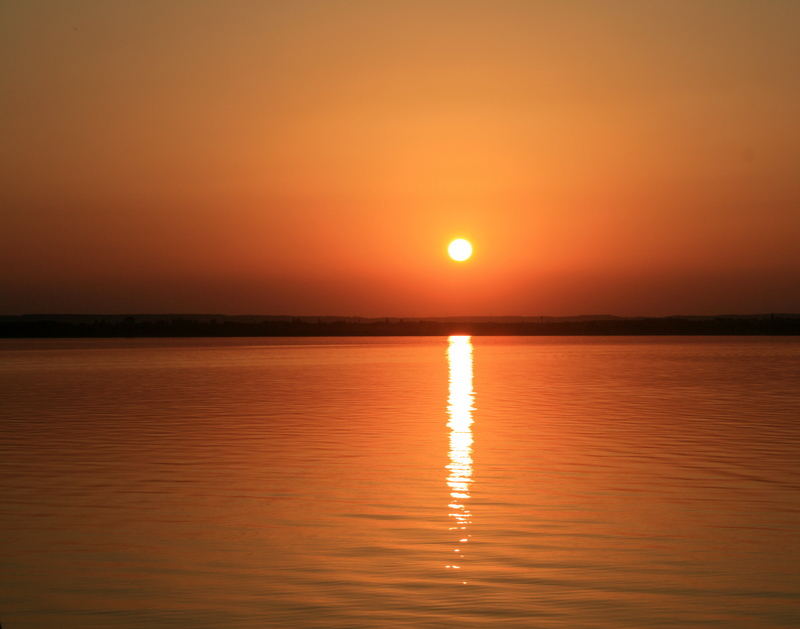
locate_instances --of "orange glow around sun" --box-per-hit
[448,239,473,262]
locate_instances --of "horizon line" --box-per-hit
[4,312,799,320]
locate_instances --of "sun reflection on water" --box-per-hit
[445,335,474,580]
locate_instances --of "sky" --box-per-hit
[1,0,799,316]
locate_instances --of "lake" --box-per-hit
[1,336,799,628]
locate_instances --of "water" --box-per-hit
[1,336,799,628]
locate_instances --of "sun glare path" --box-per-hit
[448,238,473,262]
[445,335,474,581]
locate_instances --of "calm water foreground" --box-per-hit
[1,336,799,629]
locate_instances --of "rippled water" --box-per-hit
[1,336,799,628]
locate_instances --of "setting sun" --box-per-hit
[448,239,473,262]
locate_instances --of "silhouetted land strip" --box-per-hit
[1,314,799,337]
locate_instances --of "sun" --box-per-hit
[448,238,473,262]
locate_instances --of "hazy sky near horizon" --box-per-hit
[2,0,799,316]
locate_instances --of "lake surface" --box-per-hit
[1,336,799,628]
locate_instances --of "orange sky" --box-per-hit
[1,1,798,316]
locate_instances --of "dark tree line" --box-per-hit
[1,314,798,337]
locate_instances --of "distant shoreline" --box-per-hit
[1,314,799,338]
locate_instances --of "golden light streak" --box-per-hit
[445,335,474,579]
